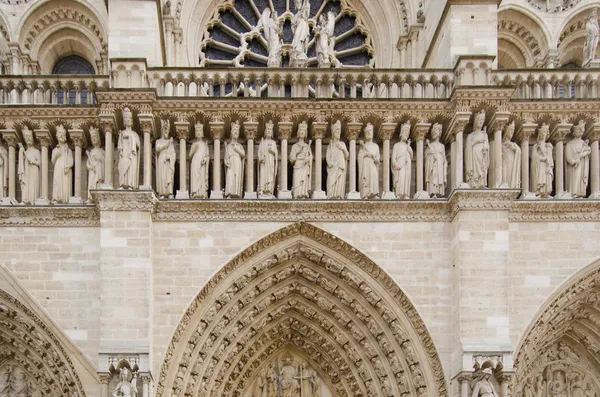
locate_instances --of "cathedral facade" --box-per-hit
[0,0,599,397]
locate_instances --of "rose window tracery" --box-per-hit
[199,0,374,68]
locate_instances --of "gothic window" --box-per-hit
[200,0,374,68]
[52,55,96,75]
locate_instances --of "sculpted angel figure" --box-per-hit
[465,110,490,188]
[51,125,73,204]
[258,120,278,197]
[315,12,336,68]
[290,121,312,198]
[155,119,176,199]
[424,123,447,197]
[257,8,283,67]
[189,122,210,199]
[118,107,140,189]
[291,0,310,67]
[358,122,380,199]
[565,120,591,198]
[224,120,245,198]
[531,123,554,198]
[502,121,521,189]
[392,121,413,199]
[17,127,40,204]
[471,368,499,397]
[0,139,7,198]
[584,8,599,67]
[112,367,138,397]
[326,120,348,199]
[86,127,105,203]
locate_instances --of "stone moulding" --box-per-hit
[0,205,99,226]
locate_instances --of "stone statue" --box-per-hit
[199,82,210,97]
[0,366,10,397]
[224,120,245,198]
[162,0,171,16]
[311,369,322,397]
[471,368,499,397]
[86,127,105,203]
[117,107,141,189]
[156,119,176,199]
[10,367,29,397]
[315,12,336,68]
[291,0,310,67]
[267,363,277,397]
[392,121,413,199]
[565,120,591,198]
[17,127,40,204]
[535,375,546,397]
[258,120,278,197]
[0,140,7,198]
[424,123,447,197]
[253,369,267,397]
[502,121,521,189]
[51,125,73,204]
[189,122,210,199]
[326,120,348,199]
[572,374,585,397]
[257,8,283,67]
[583,8,599,67]
[112,367,138,397]
[531,123,554,198]
[290,121,312,198]
[465,110,490,188]
[279,355,300,397]
[358,122,380,199]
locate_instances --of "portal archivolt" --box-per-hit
[157,222,447,397]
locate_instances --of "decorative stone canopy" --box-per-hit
[157,222,448,397]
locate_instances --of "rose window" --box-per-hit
[199,0,375,67]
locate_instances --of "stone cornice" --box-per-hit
[0,205,99,226]
[91,189,158,211]
[448,189,521,220]
[509,200,600,221]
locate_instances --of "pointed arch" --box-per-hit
[555,5,600,67]
[513,257,600,396]
[157,222,447,397]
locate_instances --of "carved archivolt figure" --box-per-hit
[471,368,499,397]
[0,140,7,198]
[258,120,278,197]
[0,366,10,396]
[315,12,336,68]
[358,122,380,199]
[326,120,348,199]
[112,368,138,397]
[17,127,40,204]
[10,367,29,397]
[584,8,599,67]
[565,120,591,198]
[51,125,73,204]
[267,363,277,397]
[155,119,176,199]
[424,123,447,197]
[224,120,245,198]
[257,8,283,67]
[291,0,310,67]
[189,122,210,199]
[290,121,312,198]
[531,123,554,198]
[86,127,105,203]
[502,121,521,189]
[117,107,141,189]
[465,110,490,188]
[392,121,413,199]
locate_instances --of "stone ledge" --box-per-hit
[0,205,99,227]
[91,189,158,212]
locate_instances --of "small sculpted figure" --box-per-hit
[392,121,413,199]
[17,127,40,204]
[326,120,348,199]
[189,122,210,199]
[424,123,447,197]
[531,123,554,198]
[290,0,310,67]
[224,120,245,198]
[315,12,336,68]
[471,368,499,397]
[584,8,599,67]
[257,8,283,67]
[155,119,176,199]
[258,120,278,197]
[51,125,73,204]
[565,120,591,198]
[117,107,140,189]
[358,122,380,199]
[0,140,7,198]
[465,110,490,188]
[279,355,300,397]
[86,127,105,203]
[502,121,521,189]
[290,121,312,198]
[112,368,138,397]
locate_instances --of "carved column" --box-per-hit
[174,28,183,66]
[69,129,86,204]
[138,114,155,190]
[1,130,18,204]
[448,119,468,189]
[552,123,572,199]
[141,375,151,397]
[346,122,362,199]
[520,123,537,200]
[175,121,190,199]
[244,121,258,199]
[210,121,224,199]
[491,114,510,188]
[311,122,327,199]
[99,373,111,397]
[277,121,292,199]
[589,123,600,199]
[34,130,52,205]
[380,122,396,199]
[164,16,175,65]
[459,375,470,397]
[100,113,116,189]
[413,122,431,199]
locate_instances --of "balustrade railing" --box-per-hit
[0,75,109,105]
[491,69,600,99]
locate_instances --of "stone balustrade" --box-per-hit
[0,75,109,105]
[492,69,600,99]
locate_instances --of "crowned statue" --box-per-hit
[117,107,141,189]
[86,127,105,203]
[51,125,73,204]
[465,110,490,188]
[18,127,40,204]
[112,368,138,397]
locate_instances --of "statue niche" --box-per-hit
[245,352,325,397]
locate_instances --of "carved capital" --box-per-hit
[69,129,86,148]
[588,122,600,143]
[278,121,293,141]
[490,112,511,135]
[1,130,19,147]
[311,122,327,140]
[378,122,396,141]
[551,123,572,144]
[99,373,111,385]
[209,121,225,141]
[138,114,155,138]
[141,374,152,385]
[519,123,538,144]
[446,119,468,143]
[346,122,363,141]
[34,129,54,148]
[174,122,190,141]
[243,121,258,140]
[412,123,431,142]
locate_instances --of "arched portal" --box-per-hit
[157,222,447,397]
[513,257,600,397]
